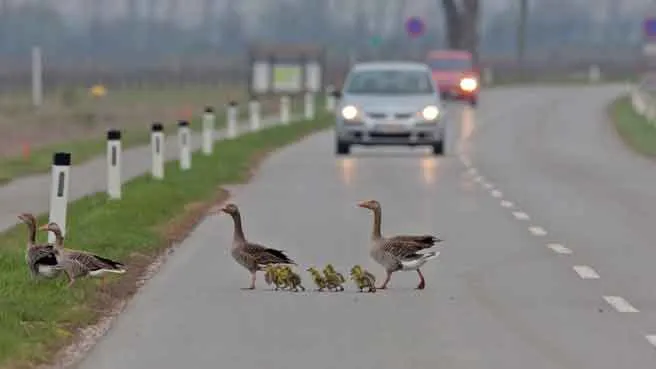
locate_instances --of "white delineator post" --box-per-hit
[280,95,290,124]
[201,106,215,155]
[304,92,315,120]
[249,97,261,131]
[178,120,191,170]
[48,152,71,243]
[150,122,164,180]
[106,129,122,199]
[32,46,43,107]
[325,85,335,112]
[227,100,238,138]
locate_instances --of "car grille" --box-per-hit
[394,113,413,119]
[366,112,387,119]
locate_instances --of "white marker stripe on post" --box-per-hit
[178,120,191,171]
[603,296,639,313]
[227,101,238,138]
[201,106,215,155]
[280,96,290,124]
[249,98,260,131]
[106,129,122,199]
[151,123,164,180]
[48,152,71,243]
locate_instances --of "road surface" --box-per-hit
[74,84,656,369]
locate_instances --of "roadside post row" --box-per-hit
[47,92,336,240]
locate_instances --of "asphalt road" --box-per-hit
[74,84,656,369]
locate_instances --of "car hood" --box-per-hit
[341,94,438,113]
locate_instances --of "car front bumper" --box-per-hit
[336,122,443,145]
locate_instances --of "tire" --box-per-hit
[336,141,350,155]
[431,140,444,155]
[469,96,478,107]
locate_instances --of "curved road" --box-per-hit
[75,84,656,369]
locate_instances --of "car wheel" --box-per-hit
[336,141,350,155]
[469,96,478,107]
[431,140,444,155]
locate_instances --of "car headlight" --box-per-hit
[460,77,478,92]
[341,105,359,120]
[421,105,440,121]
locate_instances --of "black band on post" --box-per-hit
[151,123,163,132]
[228,100,238,107]
[178,120,189,127]
[204,106,214,113]
[107,129,121,140]
[53,152,71,166]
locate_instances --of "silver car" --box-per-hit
[333,61,446,156]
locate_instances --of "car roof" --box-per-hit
[350,61,431,72]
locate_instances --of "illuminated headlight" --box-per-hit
[460,77,478,92]
[421,105,440,121]
[341,105,358,120]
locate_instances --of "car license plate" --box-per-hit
[378,123,403,132]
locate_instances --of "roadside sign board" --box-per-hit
[644,18,656,38]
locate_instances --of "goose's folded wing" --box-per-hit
[388,235,440,248]
[69,251,124,271]
[243,242,296,265]
[27,244,57,264]
[381,238,430,259]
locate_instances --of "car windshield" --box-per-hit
[427,58,472,70]
[344,69,434,95]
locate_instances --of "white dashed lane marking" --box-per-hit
[490,190,502,198]
[500,200,514,208]
[512,211,530,220]
[482,183,494,190]
[646,336,656,348]
[474,176,483,183]
[573,265,600,279]
[528,226,547,236]
[547,243,572,255]
[603,296,639,313]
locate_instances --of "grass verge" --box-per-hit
[609,96,656,157]
[0,114,333,368]
[0,100,299,184]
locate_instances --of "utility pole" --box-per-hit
[517,0,528,66]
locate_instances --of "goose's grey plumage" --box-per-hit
[18,213,60,279]
[358,199,441,290]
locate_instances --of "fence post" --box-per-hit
[106,129,121,199]
[227,100,238,138]
[280,95,290,124]
[48,152,71,243]
[249,96,261,131]
[178,120,191,171]
[304,92,315,120]
[201,106,215,155]
[325,85,335,111]
[151,123,164,180]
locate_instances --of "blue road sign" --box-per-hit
[405,16,425,38]
[644,18,656,37]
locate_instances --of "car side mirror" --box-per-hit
[332,90,342,99]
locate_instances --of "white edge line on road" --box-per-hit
[500,200,514,208]
[547,243,572,255]
[646,335,656,348]
[490,190,502,198]
[512,211,530,220]
[528,226,547,236]
[603,296,639,313]
[573,265,600,279]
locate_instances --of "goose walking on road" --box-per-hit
[216,203,296,290]
[357,199,442,290]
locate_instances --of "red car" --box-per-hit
[426,50,479,106]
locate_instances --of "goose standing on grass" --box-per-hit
[38,222,126,288]
[18,213,60,279]
[357,199,442,290]
[216,203,296,290]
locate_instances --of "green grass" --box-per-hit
[609,96,656,157]
[0,114,333,368]
[0,99,305,184]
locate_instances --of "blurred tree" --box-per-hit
[440,0,480,62]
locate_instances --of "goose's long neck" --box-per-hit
[370,208,382,240]
[26,222,36,246]
[231,212,246,242]
[52,229,65,249]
